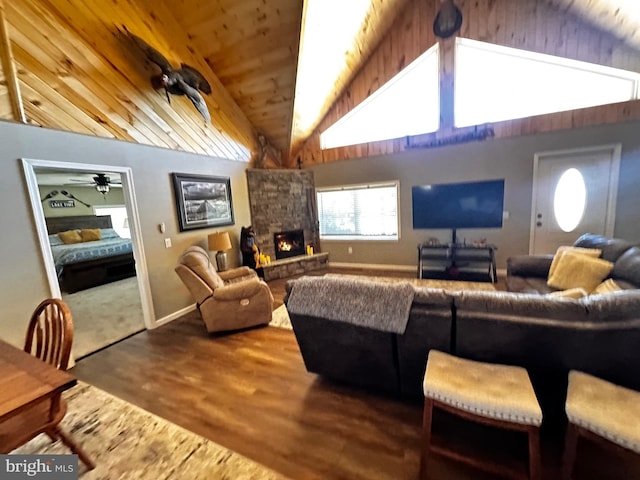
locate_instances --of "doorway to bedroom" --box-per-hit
[23,159,153,361]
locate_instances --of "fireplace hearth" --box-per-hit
[274,229,305,259]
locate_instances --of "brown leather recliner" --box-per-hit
[175,246,273,333]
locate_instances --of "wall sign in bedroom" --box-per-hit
[49,200,75,208]
[172,173,235,231]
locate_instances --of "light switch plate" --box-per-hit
[164,238,172,248]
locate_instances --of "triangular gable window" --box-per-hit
[320,44,440,149]
[455,38,640,128]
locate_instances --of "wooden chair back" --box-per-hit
[24,298,74,371]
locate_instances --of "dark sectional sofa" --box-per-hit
[506,233,640,293]
[284,277,452,395]
[284,234,640,420]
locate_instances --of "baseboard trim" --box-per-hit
[329,261,416,272]
[155,304,197,328]
[329,262,507,279]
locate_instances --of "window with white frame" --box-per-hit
[320,44,440,149]
[94,205,130,239]
[455,37,640,128]
[317,182,399,240]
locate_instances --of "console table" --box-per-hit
[418,243,497,283]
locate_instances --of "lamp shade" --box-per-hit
[208,231,232,251]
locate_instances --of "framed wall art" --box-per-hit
[172,173,234,231]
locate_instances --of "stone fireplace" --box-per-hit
[246,169,327,280]
[274,229,305,259]
[245,169,320,260]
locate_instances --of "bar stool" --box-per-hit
[420,350,543,480]
[563,370,640,479]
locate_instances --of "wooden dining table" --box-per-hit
[0,338,77,451]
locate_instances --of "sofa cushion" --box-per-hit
[506,276,555,294]
[548,246,601,279]
[507,254,554,279]
[548,288,588,299]
[547,252,613,292]
[453,290,589,322]
[573,233,633,262]
[611,247,640,288]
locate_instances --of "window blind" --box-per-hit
[317,182,399,239]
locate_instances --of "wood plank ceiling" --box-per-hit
[0,0,639,165]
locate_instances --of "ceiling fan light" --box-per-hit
[96,184,110,194]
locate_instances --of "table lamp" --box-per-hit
[208,231,232,271]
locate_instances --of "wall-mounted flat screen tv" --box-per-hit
[412,179,505,230]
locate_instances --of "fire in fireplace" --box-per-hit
[274,229,305,259]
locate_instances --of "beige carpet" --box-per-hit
[12,382,288,480]
[63,277,145,359]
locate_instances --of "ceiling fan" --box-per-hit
[66,173,121,195]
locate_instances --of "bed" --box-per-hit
[46,215,136,293]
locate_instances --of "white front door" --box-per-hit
[530,144,621,254]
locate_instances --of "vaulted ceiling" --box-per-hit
[157,0,640,161]
[1,0,639,167]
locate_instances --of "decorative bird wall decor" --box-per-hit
[119,27,212,123]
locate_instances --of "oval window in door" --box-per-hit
[553,168,586,232]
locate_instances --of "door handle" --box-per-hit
[536,221,542,227]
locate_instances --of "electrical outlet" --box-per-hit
[348,246,353,254]
[164,238,172,248]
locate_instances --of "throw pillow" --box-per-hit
[547,288,588,299]
[591,278,623,295]
[548,246,601,278]
[80,228,101,242]
[58,229,82,244]
[547,251,614,292]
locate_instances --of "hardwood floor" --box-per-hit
[70,268,637,480]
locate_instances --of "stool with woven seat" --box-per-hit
[562,370,640,479]
[420,350,543,480]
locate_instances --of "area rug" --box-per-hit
[269,305,292,330]
[63,276,145,359]
[12,382,288,480]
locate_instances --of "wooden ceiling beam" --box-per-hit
[0,0,25,122]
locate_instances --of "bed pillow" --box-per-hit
[100,228,121,239]
[547,251,614,292]
[548,246,601,278]
[58,229,82,244]
[80,228,102,242]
